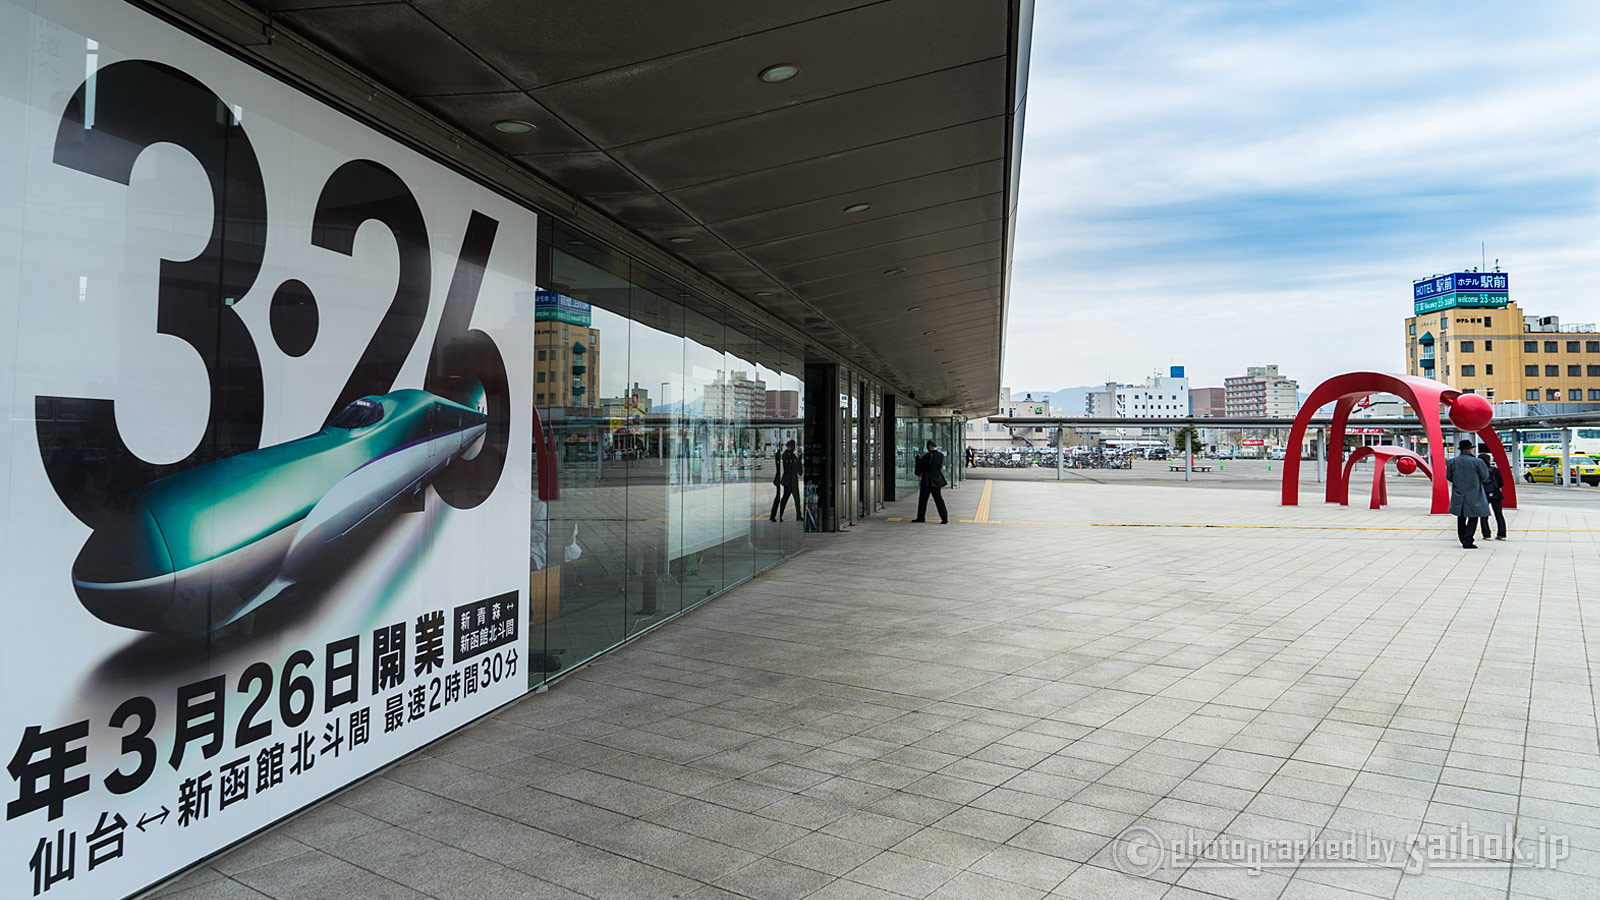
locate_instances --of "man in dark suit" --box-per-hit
[913,439,949,524]
[1445,439,1492,549]
[770,439,800,522]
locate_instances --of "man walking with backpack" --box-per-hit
[1479,448,1507,542]
[913,439,949,524]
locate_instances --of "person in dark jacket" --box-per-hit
[1445,439,1492,549]
[1479,448,1507,541]
[913,439,949,524]
[770,439,800,522]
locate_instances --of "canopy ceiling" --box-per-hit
[182,0,1032,414]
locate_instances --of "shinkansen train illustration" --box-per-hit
[71,389,487,637]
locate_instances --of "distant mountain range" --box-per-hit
[1005,387,1098,415]
[650,398,705,414]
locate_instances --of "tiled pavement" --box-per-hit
[150,479,1600,900]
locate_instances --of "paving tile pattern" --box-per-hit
[149,482,1600,900]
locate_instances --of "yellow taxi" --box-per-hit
[1524,455,1600,486]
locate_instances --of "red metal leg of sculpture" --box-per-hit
[1283,372,1461,515]
[1338,445,1434,509]
[1338,445,1375,506]
[1475,427,1517,509]
[1324,396,1357,505]
[1284,383,1351,506]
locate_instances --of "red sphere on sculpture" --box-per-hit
[1448,393,1493,433]
[1395,457,1419,475]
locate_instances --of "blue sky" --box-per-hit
[1005,0,1600,392]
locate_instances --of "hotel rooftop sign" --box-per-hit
[1413,272,1509,315]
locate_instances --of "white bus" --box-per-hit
[1102,438,1166,453]
[1506,427,1600,459]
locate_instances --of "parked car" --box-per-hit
[1524,455,1600,486]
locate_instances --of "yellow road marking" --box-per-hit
[973,480,993,523]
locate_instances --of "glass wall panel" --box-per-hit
[838,366,857,527]
[897,417,920,500]
[776,340,807,547]
[750,327,788,572]
[893,413,961,506]
[894,401,917,499]
[522,218,810,670]
[721,316,760,586]
[626,265,687,621]
[864,381,883,514]
[803,362,834,531]
[681,302,726,603]
[537,221,632,673]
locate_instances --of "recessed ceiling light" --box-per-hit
[669,236,695,244]
[493,119,537,134]
[758,64,800,83]
[906,305,922,311]
[566,239,586,246]
[883,267,906,276]
[932,348,945,353]
[923,330,937,336]
[753,291,773,296]
[843,203,871,214]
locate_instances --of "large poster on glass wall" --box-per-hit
[0,1,535,896]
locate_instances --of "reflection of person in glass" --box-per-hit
[694,420,712,484]
[770,439,800,521]
[913,439,949,524]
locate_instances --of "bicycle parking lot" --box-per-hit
[970,449,1136,470]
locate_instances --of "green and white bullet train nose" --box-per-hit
[71,389,487,638]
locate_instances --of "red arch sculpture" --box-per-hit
[1281,372,1516,514]
[533,406,559,500]
[1340,445,1432,510]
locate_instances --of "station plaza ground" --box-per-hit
[153,463,1600,900]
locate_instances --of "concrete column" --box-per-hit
[1315,427,1323,483]
[1056,427,1065,481]
[1185,421,1193,482]
[1562,428,1573,488]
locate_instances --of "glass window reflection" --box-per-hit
[528,221,803,681]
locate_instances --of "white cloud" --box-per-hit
[1005,0,1600,393]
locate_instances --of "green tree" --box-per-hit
[1171,427,1202,453]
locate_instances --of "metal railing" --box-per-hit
[985,413,1600,484]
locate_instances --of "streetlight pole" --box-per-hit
[1561,428,1573,489]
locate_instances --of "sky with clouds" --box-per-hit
[1004,0,1600,393]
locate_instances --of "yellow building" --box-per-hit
[534,320,600,410]
[1404,300,1600,406]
